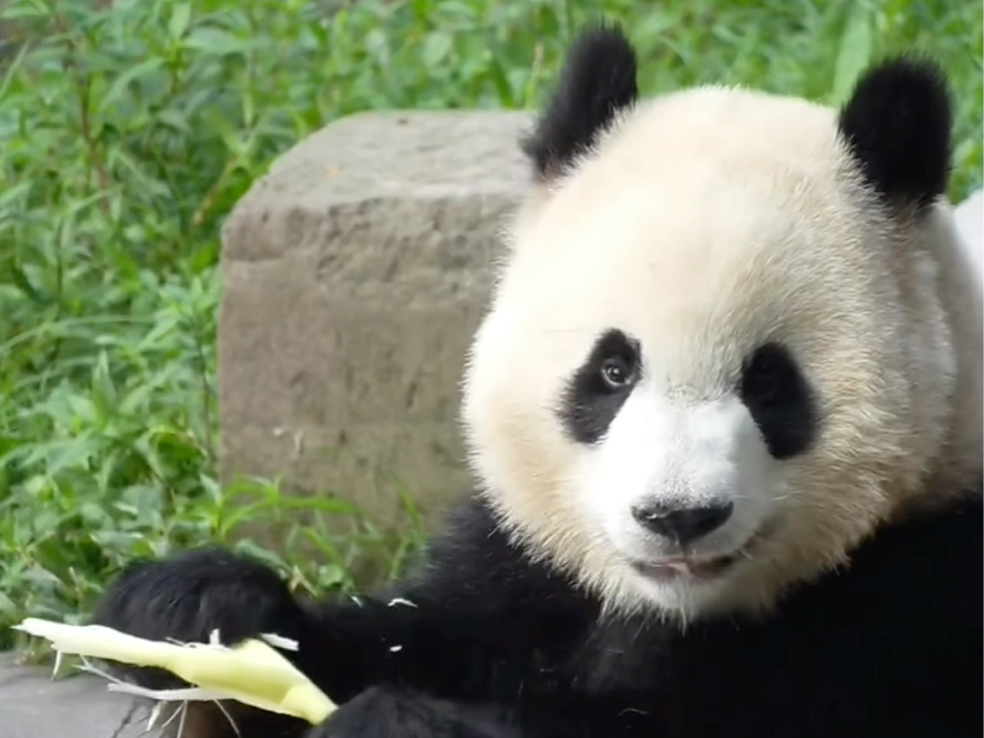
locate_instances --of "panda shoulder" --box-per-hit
[855,489,983,602]
[789,489,982,627]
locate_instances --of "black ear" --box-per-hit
[837,56,952,212]
[521,24,638,183]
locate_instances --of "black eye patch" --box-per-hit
[739,342,817,459]
[560,329,641,445]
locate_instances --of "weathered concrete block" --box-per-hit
[218,110,533,533]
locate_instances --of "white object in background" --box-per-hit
[953,188,983,286]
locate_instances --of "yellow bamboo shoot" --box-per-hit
[13,617,335,725]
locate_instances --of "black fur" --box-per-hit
[739,343,817,459]
[560,328,641,444]
[837,56,952,211]
[521,24,638,182]
[91,547,306,692]
[92,488,983,738]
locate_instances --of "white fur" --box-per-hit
[461,85,983,622]
[578,383,772,565]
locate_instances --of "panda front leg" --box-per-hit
[89,545,576,738]
[311,688,650,738]
[90,496,647,738]
[90,548,507,735]
[311,687,520,738]
[88,547,319,738]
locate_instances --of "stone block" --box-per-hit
[218,110,533,534]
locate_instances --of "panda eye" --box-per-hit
[739,342,817,460]
[560,329,642,445]
[601,356,634,388]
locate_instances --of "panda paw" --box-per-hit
[91,547,304,688]
[309,686,519,738]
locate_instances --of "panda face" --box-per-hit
[462,28,961,620]
[464,122,894,617]
[567,334,813,582]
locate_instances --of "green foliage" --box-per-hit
[1,0,981,651]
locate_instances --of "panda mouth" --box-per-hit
[631,525,770,581]
[629,519,775,582]
[632,552,741,580]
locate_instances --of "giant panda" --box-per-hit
[91,24,983,738]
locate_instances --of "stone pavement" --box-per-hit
[0,653,156,738]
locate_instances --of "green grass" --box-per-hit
[1,0,981,653]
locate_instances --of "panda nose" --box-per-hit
[631,501,734,544]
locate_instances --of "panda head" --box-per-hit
[461,25,982,622]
